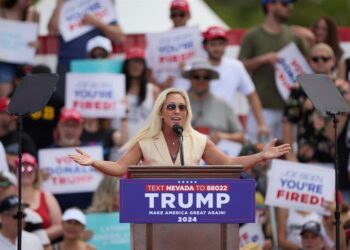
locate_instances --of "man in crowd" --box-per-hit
[203,26,269,140]
[300,221,325,250]
[184,59,245,145]
[238,0,307,141]
[0,97,37,168]
[0,195,43,249]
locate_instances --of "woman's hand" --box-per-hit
[69,148,94,166]
[261,138,291,161]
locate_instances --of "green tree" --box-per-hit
[204,0,350,28]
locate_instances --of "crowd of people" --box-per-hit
[1,0,350,249]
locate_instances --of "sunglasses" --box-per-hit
[19,165,35,173]
[166,103,187,111]
[311,56,331,63]
[170,12,186,18]
[191,74,211,81]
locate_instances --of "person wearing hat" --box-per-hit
[14,153,63,243]
[0,97,37,168]
[238,0,308,142]
[86,35,113,59]
[54,108,84,148]
[51,109,94,212]
[183,58,245,144]
[52,208,95,250]
[0,171,17,201]
[300,221,325,250]
[0,195,43,250]
[202,26,269,143]
[169,0,191,28]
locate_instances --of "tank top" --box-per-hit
[139,129,207,166]
[35,191,51,229]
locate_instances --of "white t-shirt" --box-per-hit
[0,231,43,250]
[210,57,255,109]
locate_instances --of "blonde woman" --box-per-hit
[87,176,119,212]
[69,87,290,175]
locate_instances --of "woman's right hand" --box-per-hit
[69,148,94,166]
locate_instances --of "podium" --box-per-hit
[124,166,246,250]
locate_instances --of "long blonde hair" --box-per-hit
[121,88,194,151]
[86,176,119,212]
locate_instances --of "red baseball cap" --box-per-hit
[170,0,190,12]
[59,108,83,124]
[126,47,145,60]
[203,26,228,41]
[0,97,9,112]
[15,153,37,167]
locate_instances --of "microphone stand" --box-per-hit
[178,134,184,166]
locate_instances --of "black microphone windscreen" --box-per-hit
[172,124,183,135]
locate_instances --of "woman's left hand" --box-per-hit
[261,138,291,161]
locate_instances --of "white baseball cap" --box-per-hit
[62,208,86,226]
[86,35,112,54]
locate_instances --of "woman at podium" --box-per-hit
[69,86,290,176]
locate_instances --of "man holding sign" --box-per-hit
[48,0,124,102]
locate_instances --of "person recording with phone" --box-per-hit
[69,87,291,176]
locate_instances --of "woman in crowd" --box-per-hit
[86,176,119,213]
[0,0,39,97]
[52,208,95,250]
[69,88,290,176]
[312,16,345,77]
[16,153,63,242]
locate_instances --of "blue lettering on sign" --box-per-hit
[158,41,194,54]
[278,58,296,82]
[280,178,323,194]
[75,90,113,99]
[44,166,95,175]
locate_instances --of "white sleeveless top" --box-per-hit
[138,129,207,166]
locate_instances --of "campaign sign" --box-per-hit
[87,212,130,250]
[120,179,255,223]
[65,72,126,118]
[39,146,103,194]
[71,59,124,74]
[0,18,37,64]
[59,0,116,42]
[265,159,335,214]
[275,43,313,101]
[146,25,204,84]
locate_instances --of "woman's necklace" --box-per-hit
[166,137,179,162]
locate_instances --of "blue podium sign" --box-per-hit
[120,179,255,223]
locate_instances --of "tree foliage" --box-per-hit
[204,0,350,28]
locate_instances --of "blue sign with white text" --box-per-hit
[119,179,255,223]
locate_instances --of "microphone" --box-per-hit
[172,124,183,137]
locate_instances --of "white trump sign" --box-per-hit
[0,18,37,64]
[275,43,313,101]
[39,146,103,194]
[59,0,116,42]
[265,159,335,214]
[65,72,126,118]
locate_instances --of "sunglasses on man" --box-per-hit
[170,12,186,19]
[311,56,331,63]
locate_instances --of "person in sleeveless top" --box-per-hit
[14,153,63,242]
[52,208,95,250]
[69,87,291,176]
